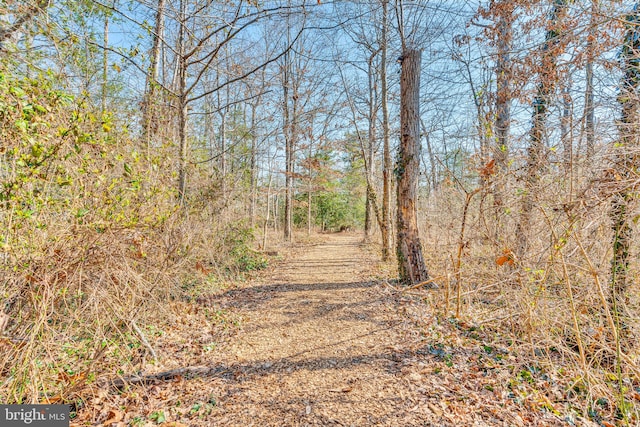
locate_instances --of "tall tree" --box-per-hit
[610,2,640,333]
[484,0,514,235]
[396,47,430,285]
[380,0,392,260]
[584,0,598,159]
[142,0,166,146]
[516,0,569,257]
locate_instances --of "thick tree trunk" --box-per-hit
[396,48,430,286]
[380,0,392,261]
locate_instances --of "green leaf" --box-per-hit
[76,208,89,218]
[14,120,28,132]
[31,144,43,158]
[9,86,26,98]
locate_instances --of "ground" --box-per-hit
[75,233,600,426]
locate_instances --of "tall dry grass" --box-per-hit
[418,149,640,422]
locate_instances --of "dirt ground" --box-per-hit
[77,233,593,426]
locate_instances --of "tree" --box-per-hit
[610,2,640,335]
[0,0,49,53]
[141,0,166,146]
[515,0,569,257]
[396,47,430,285]
[477,0,515,236]
[380,0,392,260]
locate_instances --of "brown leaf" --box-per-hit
[479,159,496,178]
[496,249,515,266]
[195,261,211,275]
[496,255,510,266]
[104,409,124,425]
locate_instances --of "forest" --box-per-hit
[1,0,639,425]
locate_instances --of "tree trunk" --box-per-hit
[250,103,258,228]
[176,0,188,204]
[516,0,568,257]
[561,79,573,175]
[610,4,640,334]
[364,52,378,241]
[396,48,430,286]
[584,0,597,159]
[492,3,512,240]
[142,0,166,146]
[380,0,392,261]
[307,134,313,236]
[102,9,109,113]
[219,110,227,197]
[283,49,294,242]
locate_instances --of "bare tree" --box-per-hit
[380,0,392,260]
[516,0,569,257]
[610,2,640,335]
[0,0,49,53]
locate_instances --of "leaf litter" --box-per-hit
[73,234,615,426]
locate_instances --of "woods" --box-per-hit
[1,0,639,424]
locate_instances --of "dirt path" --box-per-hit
[195,233,573,427]
[209,233,417,426]
[85,233,574,426]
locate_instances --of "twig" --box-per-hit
[102,365,227,389]
[131,320,158,361]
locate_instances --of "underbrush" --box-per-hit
[0,70,267,404]
[415,158,640,426]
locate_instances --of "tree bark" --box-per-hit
[492,2,512,239]
[396,48,430,286]
[176,0,188,204]
[380,0,392,261]
[102,8,109,113]
[516,0,568,257]
[142,0,166,146]
[584,0,597,159]
[364,51,378,241]
[610,4,640,334]
[283,47,294,242]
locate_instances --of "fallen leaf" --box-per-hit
[103,409,123,425]
[496,249,515,266]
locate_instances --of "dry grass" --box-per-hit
[415,151,640,424]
